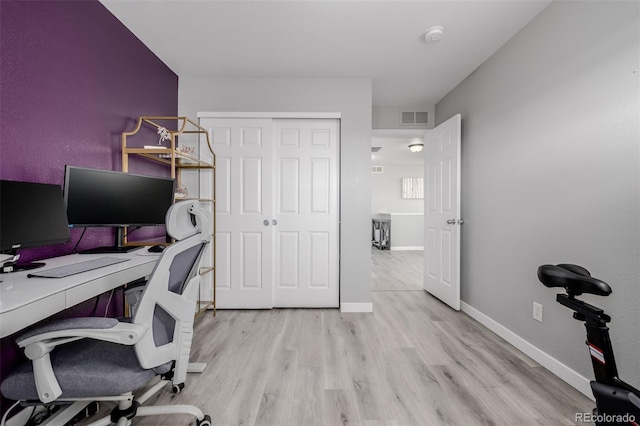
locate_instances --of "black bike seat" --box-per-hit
[537,264,612,296]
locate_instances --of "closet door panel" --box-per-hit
[273,119,339,308]
[201,118,273,309]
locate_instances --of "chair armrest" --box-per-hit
[17,317,118,343]
[16,319,148,404]
[18,321,148,349]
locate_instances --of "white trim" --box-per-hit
[461,301,594,400]
[197,111,341,119]
[340,303,373,313]
[391,246,424,251]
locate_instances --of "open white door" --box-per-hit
[423,114,462,310]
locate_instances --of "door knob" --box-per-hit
[457,219,464,225]
[446,219,456,225]
[263,220,270,226]
[272,219,278,226]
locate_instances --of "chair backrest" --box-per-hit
[132,201,212,370]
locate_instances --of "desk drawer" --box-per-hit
[1,292,66,338]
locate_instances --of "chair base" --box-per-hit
[93,379,209,426]
[15,378,210,426]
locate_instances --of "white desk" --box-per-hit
[0,250,159,338]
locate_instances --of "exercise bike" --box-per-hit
[537,264,640,426]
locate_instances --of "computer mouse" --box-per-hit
[148,244,166,253]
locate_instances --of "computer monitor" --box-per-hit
[0,180,71,273]
[63,166,175,254]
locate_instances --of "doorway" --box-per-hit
[371,129,425,292]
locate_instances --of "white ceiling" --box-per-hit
[100,0,550,107]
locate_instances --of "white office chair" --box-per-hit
[0,201,212,426]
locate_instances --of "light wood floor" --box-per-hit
[82,250,593,425]
[371,248,423,291]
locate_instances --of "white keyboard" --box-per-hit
[28,257,130,279]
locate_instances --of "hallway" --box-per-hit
[371,248,423,292]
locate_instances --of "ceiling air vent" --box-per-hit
[371,166,384,174]
[400,111,429,126]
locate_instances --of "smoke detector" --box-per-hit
[424,26,444,43]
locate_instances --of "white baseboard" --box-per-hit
[461,302,594,400]
[391,246,424,251]
[340,302,373,313]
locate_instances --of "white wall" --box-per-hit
[179,77,373,306]
[372,163,424,214]
[436,1,639,387]
[388,213,424,250]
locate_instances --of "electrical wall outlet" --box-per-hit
[533,302,543,322]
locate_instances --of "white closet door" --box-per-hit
[202,118,273,309]
[272,119,340,308]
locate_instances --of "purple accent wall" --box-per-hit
[0,0,178,412]
[1,0,177,260]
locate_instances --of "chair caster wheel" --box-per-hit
[86,401,100,416]
[197,414,212,426]
[172,383,185,393]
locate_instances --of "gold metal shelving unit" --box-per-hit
[121,116,216,316]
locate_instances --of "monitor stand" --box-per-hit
[77,227,140,254]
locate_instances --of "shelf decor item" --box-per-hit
[157,126,171,146]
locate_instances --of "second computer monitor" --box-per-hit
[64,166,176,252]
